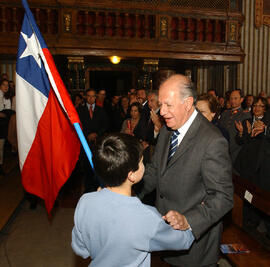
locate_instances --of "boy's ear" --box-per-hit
[127,171,135,184]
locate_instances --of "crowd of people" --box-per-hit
[1,70,270,266]
[71,79,270,266]
[195,88,270,192]
[72,85,270,192]
[72,75,234,266]
[196,88,270,242]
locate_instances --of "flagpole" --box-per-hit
[73,123,94,169]
[22,0,95,171]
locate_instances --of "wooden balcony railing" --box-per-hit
[0,0,244,62]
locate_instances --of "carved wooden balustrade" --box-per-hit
[0,0,244,62]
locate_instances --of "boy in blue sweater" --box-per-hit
[71,133,194,266]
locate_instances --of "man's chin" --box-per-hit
[165,121,176,130]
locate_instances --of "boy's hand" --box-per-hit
[162,210,190,230]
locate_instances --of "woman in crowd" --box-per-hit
[0,79,11,110]
[196,94,229,140]
[121,102,141,136]
[0,79,12,175]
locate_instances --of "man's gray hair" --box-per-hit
[178,79,197,104]
[159,74,197,105]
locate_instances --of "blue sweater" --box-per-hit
[72,188,194,267]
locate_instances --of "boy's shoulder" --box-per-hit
[141,203,161,217]
[79,191,100,202]
[134,201,164,225]
[75,190,103,209]
[76,189,163,221]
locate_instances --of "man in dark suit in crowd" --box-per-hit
[139,74,233,267]
[134,90,161,145]
[77,89,109,192]
[137,88,150,117]
[77,89,108,143]
[219,89,251,163]
[137,88,148,106]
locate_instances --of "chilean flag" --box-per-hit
[16,0,81,214]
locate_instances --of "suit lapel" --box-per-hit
[160,129,172,175]
[167,113,202,168]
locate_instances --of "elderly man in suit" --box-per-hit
[139,74,233,267]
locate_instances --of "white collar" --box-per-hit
[142,100,147,106]
[87,103,95,110]
[177,109,198,141]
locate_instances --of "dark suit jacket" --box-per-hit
[265,109,270,137]
[234,115,270,191]
[133,104,158,144]
[134,115,156,145]
[140,112,233,266]
[77,105,109,137]
[219,108,251,163]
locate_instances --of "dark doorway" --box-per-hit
[89,71,132,96]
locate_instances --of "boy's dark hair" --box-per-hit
[93,133,143,187]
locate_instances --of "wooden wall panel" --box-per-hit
[196,65,210,95]
[0,60,16,82]
[238,0,270,97]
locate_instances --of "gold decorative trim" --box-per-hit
[143,59,159,66]
[229,22,237,42]
[64,13,72,32]
[160,16,168,38]
[143,59,159,72]
[67,57,84,63]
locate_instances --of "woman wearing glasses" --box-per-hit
[235,96,268,140]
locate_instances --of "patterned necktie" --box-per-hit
[89,105,93,119]
[167,130,180,163]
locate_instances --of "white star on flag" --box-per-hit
[20,32,42,68]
